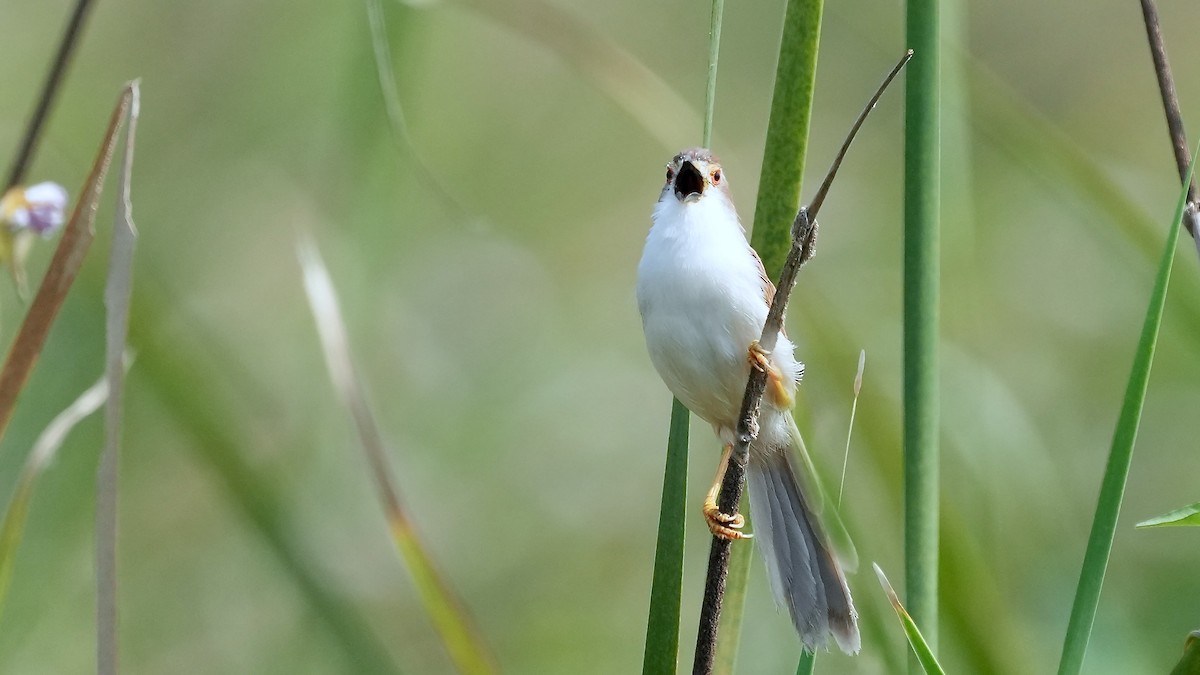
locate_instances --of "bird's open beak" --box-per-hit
[674,160,704,202]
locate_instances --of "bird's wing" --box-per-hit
[750,245,775,305]
[751,244,783,318]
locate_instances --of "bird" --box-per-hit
[635,147,859,654]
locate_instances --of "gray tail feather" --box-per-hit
[747,450,860,654]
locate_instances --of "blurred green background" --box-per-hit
[0,0,1197,673]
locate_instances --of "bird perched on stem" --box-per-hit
[636,148,859,654]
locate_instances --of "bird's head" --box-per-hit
[663,148,728,204]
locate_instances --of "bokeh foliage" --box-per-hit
[0,0,1197,673]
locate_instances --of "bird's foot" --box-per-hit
[748,341,794,409]
[703,499,750,540]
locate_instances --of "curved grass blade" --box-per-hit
[442,0,700,148]
[1136,503,1200,529]
[0,373,111,618]
[97,78,140,675]
[133,325,403,675]
[1169,631,1200,675]
[0,84,134,441]
[298,237,498,675]
[873,563,946,675]
[1057,149,1199,675]
[364,0,466,218]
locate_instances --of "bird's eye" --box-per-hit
[711,169,722,184]
[666,167,675,181]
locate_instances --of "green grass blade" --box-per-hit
[1169,631,1200,675]
[873,563,946,675]
[642,398,690,675]
[299,238,498,675]
[0,373,110,618]
[97,79,140,675]
[1137,503,1200,528]
[1056,150,1198,675]
[904,0,941,659]
[702,0,724,148]
[794,650,815,675]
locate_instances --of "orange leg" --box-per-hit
[703,443,751,540]
[748,340,794,409]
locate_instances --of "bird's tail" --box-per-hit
[747,419,859,654]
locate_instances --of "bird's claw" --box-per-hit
[748,340,771,372]
[748,341,794,409]
[703,502,751,540]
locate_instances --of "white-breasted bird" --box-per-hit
[636,148,859,654]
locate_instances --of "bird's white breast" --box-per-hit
[636,191,799,435]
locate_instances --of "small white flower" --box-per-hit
[1,181,68,237]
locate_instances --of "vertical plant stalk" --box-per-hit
[1137,0,1200,247]
[96,80,139,675]
[5,0,98,191]
[749,0,825,274]
[1057,154,1197,675]
[642,2,724,672]
[904,0,941,659]
[702,0,725,148]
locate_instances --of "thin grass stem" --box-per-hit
[4,0,97,191]
[702,0,724,148]
[838,350,865,508]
